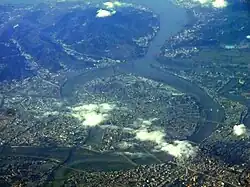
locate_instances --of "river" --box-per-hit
[61,0,225,143]
[0,0,228,178]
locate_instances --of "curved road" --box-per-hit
[61,0,225,143]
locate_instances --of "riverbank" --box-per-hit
[61,0,225,144]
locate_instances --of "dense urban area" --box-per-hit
[0,0,250,186]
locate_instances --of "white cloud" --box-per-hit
[135,129,165,144]
[195,0,210,4]
[97,1,130,18]
[103,2,115,9]
[96,9,116,18]
[70,103,115,127]
[113,1,123,7]
[103,1,126,9]
[212,0,228,8]
[160,140,197,158]
[193,0,228,8]
[233,124,247,136]
[72,103,98,111]
[134,119,197,159]
[82,111,108,126]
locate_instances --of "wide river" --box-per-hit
[61,0,225,143]
[0,0,228,178]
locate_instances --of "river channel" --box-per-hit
[0,0,229,180]
[61,0,225,144]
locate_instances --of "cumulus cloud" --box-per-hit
[195,0,210,4]
[103,2,116,9]
[134,120,197,159]
[82,112,108,126]
[212,0,227,8]
[96,9,116,18]
[103,1,126,9]
[160,140,197,158]
[135,129,165,144]
[194,0,228,8]
[233,124,247,136]
[96,1,131,18]
[70,103,115,127]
